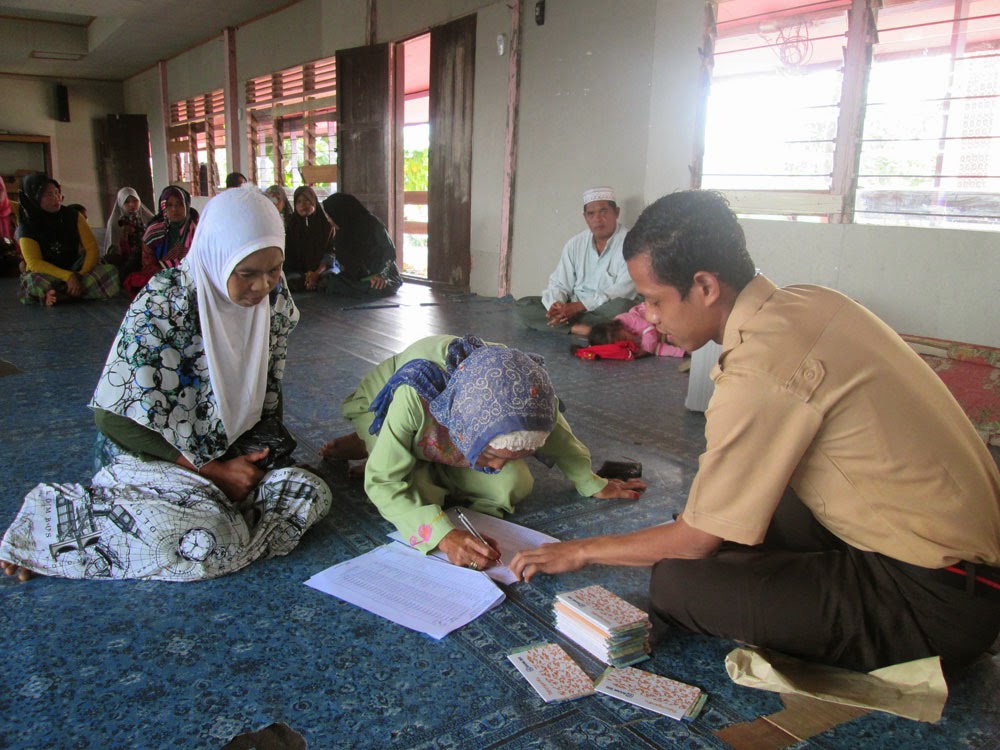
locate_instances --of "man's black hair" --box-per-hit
[623,190,755,298]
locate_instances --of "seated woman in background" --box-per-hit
[265,185,294,227]
[103,187,154,280]
[0,188,331,582]
[284,186,334,292]
[16,172,119,305]
[123,185,197,299]
[320,334,645,570]
[319,193,402,298]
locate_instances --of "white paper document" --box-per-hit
[304,544,505,639]
[388,507,560,584]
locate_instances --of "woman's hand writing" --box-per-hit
[437,528,501,570]
[197,448,268,505]
[592,477,647,500]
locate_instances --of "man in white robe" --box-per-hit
[516,186,638,335]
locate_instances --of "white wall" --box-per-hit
[0,74,124,219]
[375,0,496,42]
[122,67,166,195]
[744,219,1000,346]
[506,0,658,299]
[467,2,509,295]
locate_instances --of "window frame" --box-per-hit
[699,0,1000,230]
[245,57,338,190]
[168,89,226,197]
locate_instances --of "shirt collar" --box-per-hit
[591,222,622,255]
[720,274,777,355]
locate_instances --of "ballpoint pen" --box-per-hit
[455,508,504,566]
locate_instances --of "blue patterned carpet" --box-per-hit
[1,278,998,749]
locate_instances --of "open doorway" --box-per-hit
[400,33,430,279]
[338,16,473,288]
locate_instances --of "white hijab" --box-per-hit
[184,187,286,444]
[103,187,154,254]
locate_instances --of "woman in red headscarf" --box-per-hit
[122,185,197,299]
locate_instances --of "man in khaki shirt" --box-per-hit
[511,190,1000,671]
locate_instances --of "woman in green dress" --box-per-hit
[322,335,646,570]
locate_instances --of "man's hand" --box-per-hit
[513,516,724,583]
[510,540,589,582]
[369,275,388,290]
[198,448,268,505]
[437,528,501,570]
[593,478,647,500]
[546,300,586,327]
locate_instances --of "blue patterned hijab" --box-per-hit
[368,335,557,472]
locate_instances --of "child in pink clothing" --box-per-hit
[580,302,685,358]
[614,302,685,357]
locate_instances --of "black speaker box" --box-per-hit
[55,84,70,122]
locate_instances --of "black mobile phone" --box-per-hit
[596,460,642,480]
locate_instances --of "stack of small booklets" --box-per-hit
[553,585,651,667]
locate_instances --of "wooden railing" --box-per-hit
[403,190,428,235]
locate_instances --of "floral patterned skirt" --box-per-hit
[0,453,331,581]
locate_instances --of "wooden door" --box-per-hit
[427,15,476,289]
[336,43,393,231]
[99,115,155,218]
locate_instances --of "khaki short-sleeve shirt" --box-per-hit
[683,275,1000,568]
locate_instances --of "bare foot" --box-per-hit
[320,433,368,460]
[43,289,58,306]
[347,460,367,480]
[1,560,33,582]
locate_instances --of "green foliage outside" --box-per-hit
[404,148,429,191]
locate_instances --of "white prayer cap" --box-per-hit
[583,186,616,206]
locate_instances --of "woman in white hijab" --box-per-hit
[0,188,331,582]
[102,186,153,271]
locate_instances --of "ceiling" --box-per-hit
[0,0,299,81]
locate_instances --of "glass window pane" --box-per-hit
[703,1,849,204]
[857,0,1000,230]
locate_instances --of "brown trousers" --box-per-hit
[649,491,1000,671]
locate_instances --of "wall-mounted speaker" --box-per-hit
[55,84,70,122]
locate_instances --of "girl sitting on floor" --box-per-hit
[320,334,645,571]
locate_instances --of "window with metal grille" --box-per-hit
[245,57,337,191]
[168,89,226,197]
[700,0,1000,230]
